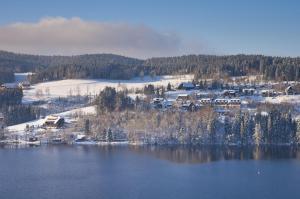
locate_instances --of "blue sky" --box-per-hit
[0,0,299,58]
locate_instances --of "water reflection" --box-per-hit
[129,146,300,164]
[1,143,299,164]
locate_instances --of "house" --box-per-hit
[228,98,241,105]
[152,98,164,104]
[176,94,191,102]
[285,85,300,95]
[198,98,212,105]
[152,98,164,109]
[177,82,195,90]
[214,98,228,106]
[181,101,196,111]
[196,92,212,99]
[43,115,65,128]
[242,88,255,96]
[164,100,174,109]
[75,134,87,142]
[261,89,275,97]
[0,83,20,89]
[222,90,237,98]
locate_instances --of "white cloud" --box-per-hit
[0,17,183,58]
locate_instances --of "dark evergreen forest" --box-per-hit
[1,50,300,83]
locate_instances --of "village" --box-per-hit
[1,74,300,146]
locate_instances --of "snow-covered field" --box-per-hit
[264,95,300,104]
[6,106,96,133]
[23,75,194,102]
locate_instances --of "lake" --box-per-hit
[0,145,300,199]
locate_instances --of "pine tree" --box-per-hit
[106,128,113,142]
[167,83,172,91]
[84,119,90,135]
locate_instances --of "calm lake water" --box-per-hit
[0,145,300,199]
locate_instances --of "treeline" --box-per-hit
[145,55,300,81]
[0,88,23,106]
[28,54,300,83]
[2,105,40,126]
[2,50,300,83]
[0,69,14,84]
[224,109,297,145]
[0,87,39,126]
[95,87,134,113]
[29,63,144,83]
[89,88,298,145]
[86,107,298,145]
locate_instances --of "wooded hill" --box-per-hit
[0,50,300,83]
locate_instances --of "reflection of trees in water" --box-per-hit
[129,146,300,164]
[1,145,299,164]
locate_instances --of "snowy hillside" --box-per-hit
[23,75,194,102]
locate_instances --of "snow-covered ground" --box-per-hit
[6,106,96,134]
[23,75,194,102]
[264,95,300,104]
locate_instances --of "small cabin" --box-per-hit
[177,82,195,90]
[152,98,164,109]
[242,88,255,96]
[43,115,65,128]
[196,92,212,99]
[198,98,212,105]
[152,98,164,104]
[228,98,241,105]
[164,100,174,109]
[261,89,275,97]
[75,134,87,142]
[181,101,196,111]
[0,83,20,89]
[214,98,228,105]
[176,94,191,102]
[222,90,237,98]
[285,85,300,95]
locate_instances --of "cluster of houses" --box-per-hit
[151,82,300,111]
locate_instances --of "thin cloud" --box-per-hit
[0,17,183,58]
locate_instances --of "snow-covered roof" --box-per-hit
[177,94,189,97]
[44,115,64,125]
[153,97,164,102]
[1,83,19,89]
[199,98,212,101]
[76,134,86,140]
[223,90,236,93]
[181,82,195,88]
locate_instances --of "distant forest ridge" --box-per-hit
[1,50,300,83]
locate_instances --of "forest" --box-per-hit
[1,51,300,84]
[0,87,39,125]
[79,87,298,146]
